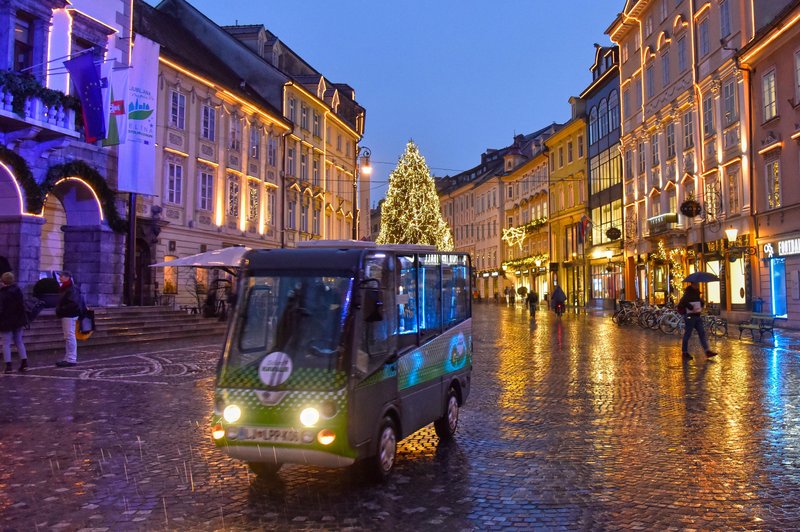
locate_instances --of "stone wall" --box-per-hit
[0,215,43,290]
[62,225,125,307]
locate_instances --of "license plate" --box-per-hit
[234,426,300,443]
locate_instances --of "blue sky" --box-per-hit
[156,1,622,205]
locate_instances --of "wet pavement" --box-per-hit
[2,305,800,530]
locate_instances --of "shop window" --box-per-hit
[705,260,721,303]
[730,257,746,306]
[771,258,787,318]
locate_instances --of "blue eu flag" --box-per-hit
[64,53,106,143]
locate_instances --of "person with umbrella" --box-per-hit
[677,272,719,360]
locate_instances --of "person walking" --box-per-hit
[551,285,567,316]
[677,281,717,360]
[0,272,28,373]
[526,290,539,318]
[55,271,81,367]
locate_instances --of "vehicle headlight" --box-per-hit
[223,404,242,423]
[212,423,225,440]
[317,429,336,445]
[300,407,320,427]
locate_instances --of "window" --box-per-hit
[249,126,260,159]
[645,15,653,36]
[559,147,564,167]
[698,18,710,57]
[661,51,670,87]
[14,12,34,73]
[567,141,574,163]
[722,79,737,126]
[623,88,630,118]
[300,105,308,130]
[313,111,321,137]
[508,184,513,198]
[599,99,609,138]
[608,91,619,132]
[660,0,668,21]
[167,162,183,204]
[625,149,633,180]
[549,153,554,171]
[683,111,694,148]
[666,123,676,159]
[589,107,598,144]
[287,197,296,229]
[638,141,646,174]
[287,146,296,176]
[201,105,216,141]
[267,190,276,226]
[170,90,186,129]
[248,181,259,221]
[646,65,655,98]
[762,70,777,121]
[766,159,781,209]
[622,41,629,63]
[267,135,277,166]
[336,134,342,152]
[300,152,308,181]
[227,175,240,217]
[577,135,584,158]
[795,51,800,103]
[720,0,731,38]
[635,78,643,107]
[702,95,714,136]
[229,117,241,151]
[312,156,320,186]
[288,97,296,122]
[300,201,308,232]
[727,167,740,214]
[651,134,660,167]
[678,37,687,72]
[633,31,640,51]
[313,203,321,234]
[198,170,214,211]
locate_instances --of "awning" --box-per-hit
[150,246,251,269]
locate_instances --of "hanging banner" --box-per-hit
[101,62,128,146]
[117,35,159,195]
[64,53,106,143]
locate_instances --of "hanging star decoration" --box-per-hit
[502,226,527,250]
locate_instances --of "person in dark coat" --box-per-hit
[677,281,717,360]
[55,271,82,367]
[526,290,539,317]
[551,285,567,310]
[0,272,28,373]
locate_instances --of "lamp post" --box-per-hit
[724,226,757,261]
[353,146,371,240]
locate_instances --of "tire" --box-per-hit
[247,462,282,477]
[612,310,623,325]
[644,312,658,329]
[659,315,677,334]
[367,416,397,481]
[434,388,459,441]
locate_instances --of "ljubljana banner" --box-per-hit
[101,62,128,147]
[117,35,159,195]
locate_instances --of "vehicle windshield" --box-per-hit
[226,274,353,381]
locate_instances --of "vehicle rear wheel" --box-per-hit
[366,416,397,481]
[247,462,282,477]
[434,388,459,441]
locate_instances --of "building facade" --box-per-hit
[739,0,800,326]
[0,0,130,305]
[580,44,624,309]
[546,101,588,307]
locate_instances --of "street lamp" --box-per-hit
[724,226,757,261]
[353,146,371,240]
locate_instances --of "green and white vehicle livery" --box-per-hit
[212,242,472,479]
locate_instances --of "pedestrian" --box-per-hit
[0,272,28,373]
[55,271,82,367]
[551,285,567,316]
[677,281,717,360]
[526,289,539,318]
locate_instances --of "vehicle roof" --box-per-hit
[243,248,364,272]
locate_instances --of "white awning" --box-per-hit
[150,246,251,268]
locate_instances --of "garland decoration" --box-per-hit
[0,146,43,212]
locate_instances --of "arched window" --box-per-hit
[598,98,609,139]
[608,90,620,132]
[589,107,598,145]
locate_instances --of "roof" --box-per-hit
[133,0,287,122]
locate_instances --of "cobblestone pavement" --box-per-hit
[2,306,800,531]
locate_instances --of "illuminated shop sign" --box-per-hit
[763,237,800,258]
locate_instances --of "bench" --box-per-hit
[738,312,776,340]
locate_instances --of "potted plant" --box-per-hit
[32,277,61,308]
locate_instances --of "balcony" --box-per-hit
[0,73,80,140]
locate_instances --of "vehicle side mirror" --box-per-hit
[363,288,384,322]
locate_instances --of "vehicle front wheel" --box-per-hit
[434,388,459,441]
[366,416,397,481]
[247,462,282,478]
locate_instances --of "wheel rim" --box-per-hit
[378,425,396,473]
[447,396,459,431]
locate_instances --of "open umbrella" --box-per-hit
[683,271,720,283]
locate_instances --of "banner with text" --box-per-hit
[101,62,128,147]
[117,35,159,195]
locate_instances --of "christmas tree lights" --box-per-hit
[377,141,454,250]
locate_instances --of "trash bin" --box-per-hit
[753,298,764,313]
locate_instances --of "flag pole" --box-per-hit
[125,192,137,306]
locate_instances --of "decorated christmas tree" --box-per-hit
[377,141,454,250]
